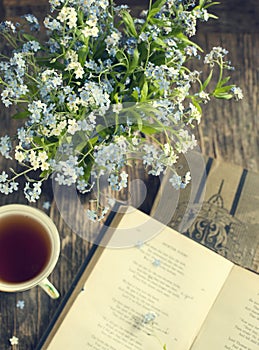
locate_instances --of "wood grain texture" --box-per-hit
[0,0,258,349]
[195,31,259,171]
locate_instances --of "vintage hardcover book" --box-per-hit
[37,206,259,350]
[151,155,259,274]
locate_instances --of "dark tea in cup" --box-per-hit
[0,214,52,283]
[0,204,60,298]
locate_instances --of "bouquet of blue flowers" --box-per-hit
[0,0,242,220]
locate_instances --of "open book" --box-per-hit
[39,207,259,350]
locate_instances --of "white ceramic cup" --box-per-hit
[0,204,60,299]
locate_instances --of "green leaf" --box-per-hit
[203,2,220,9]
[140,81,148,102]
[141,125,158,135]
[151,0,167,11]
[96,124,105,134]
[75,140,88,153]
[213,93,233,99]
[22,33,39,42]
[89,136,98,147]
[214,85,235,94]
[131,89,139,101]
[116,50,124,61]
[191,98,202,114]
[217,76,231,88]
[113,93,120,104]
[125,109,144,132]
[96,125,113,139]
[213,85,235,99]
[147,8,163,21]
[65,135,72,144]
[137,115,143,131]
[121,10,138,37]
[115,50,128,67]
[202,69,213,90]
[176,32,203,52]
[82,158,94,182]
[33,136,44,146]
[78,46,88,66]
[214,93,233,100]
[40,170,51,179]
[129,49,139,73]
[154,37,167,48]
[36,57,65,70]
[150,52,166,65]
[12,110,30,119]
[77,9,84,26]
[79,30,89,46]
[208,13,218,19]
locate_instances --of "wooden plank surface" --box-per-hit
[195,31,259,171]
[0,1,258,349]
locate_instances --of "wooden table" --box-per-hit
[0,1,258,349]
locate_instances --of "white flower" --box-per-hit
[112,103,123,114]
[0,183,10,195]
[57,7,77,29]
[87,209,97,222]
[231,86,243,100]
[43,201,51,210]
[152,258,161,267]
[67,119,79,135]
[105,31,121,48]
[169,174,182,190]
[0,171,8,183]
[9,336,19,346]
[41,161,50,171]
[115,135,128,150]
[189,103,202,123]
[65,61,84,79]
[132,135,140,146]
[119,171,128,188]
[185,171,191,184]
[16,300,25,309]
[15,149,26,163]
[198,91,210,104]
[24,182,42,202]
[142,311,157,324]
[29,150,40,170]
[164,143,171,156]
[82,26,99,38]
[38,150,48,163]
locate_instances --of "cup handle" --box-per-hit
[39,278,60,299]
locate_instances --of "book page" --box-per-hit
[46,207,233,350]
[190,266,259,350]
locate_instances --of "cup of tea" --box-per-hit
[0,204,60,299]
